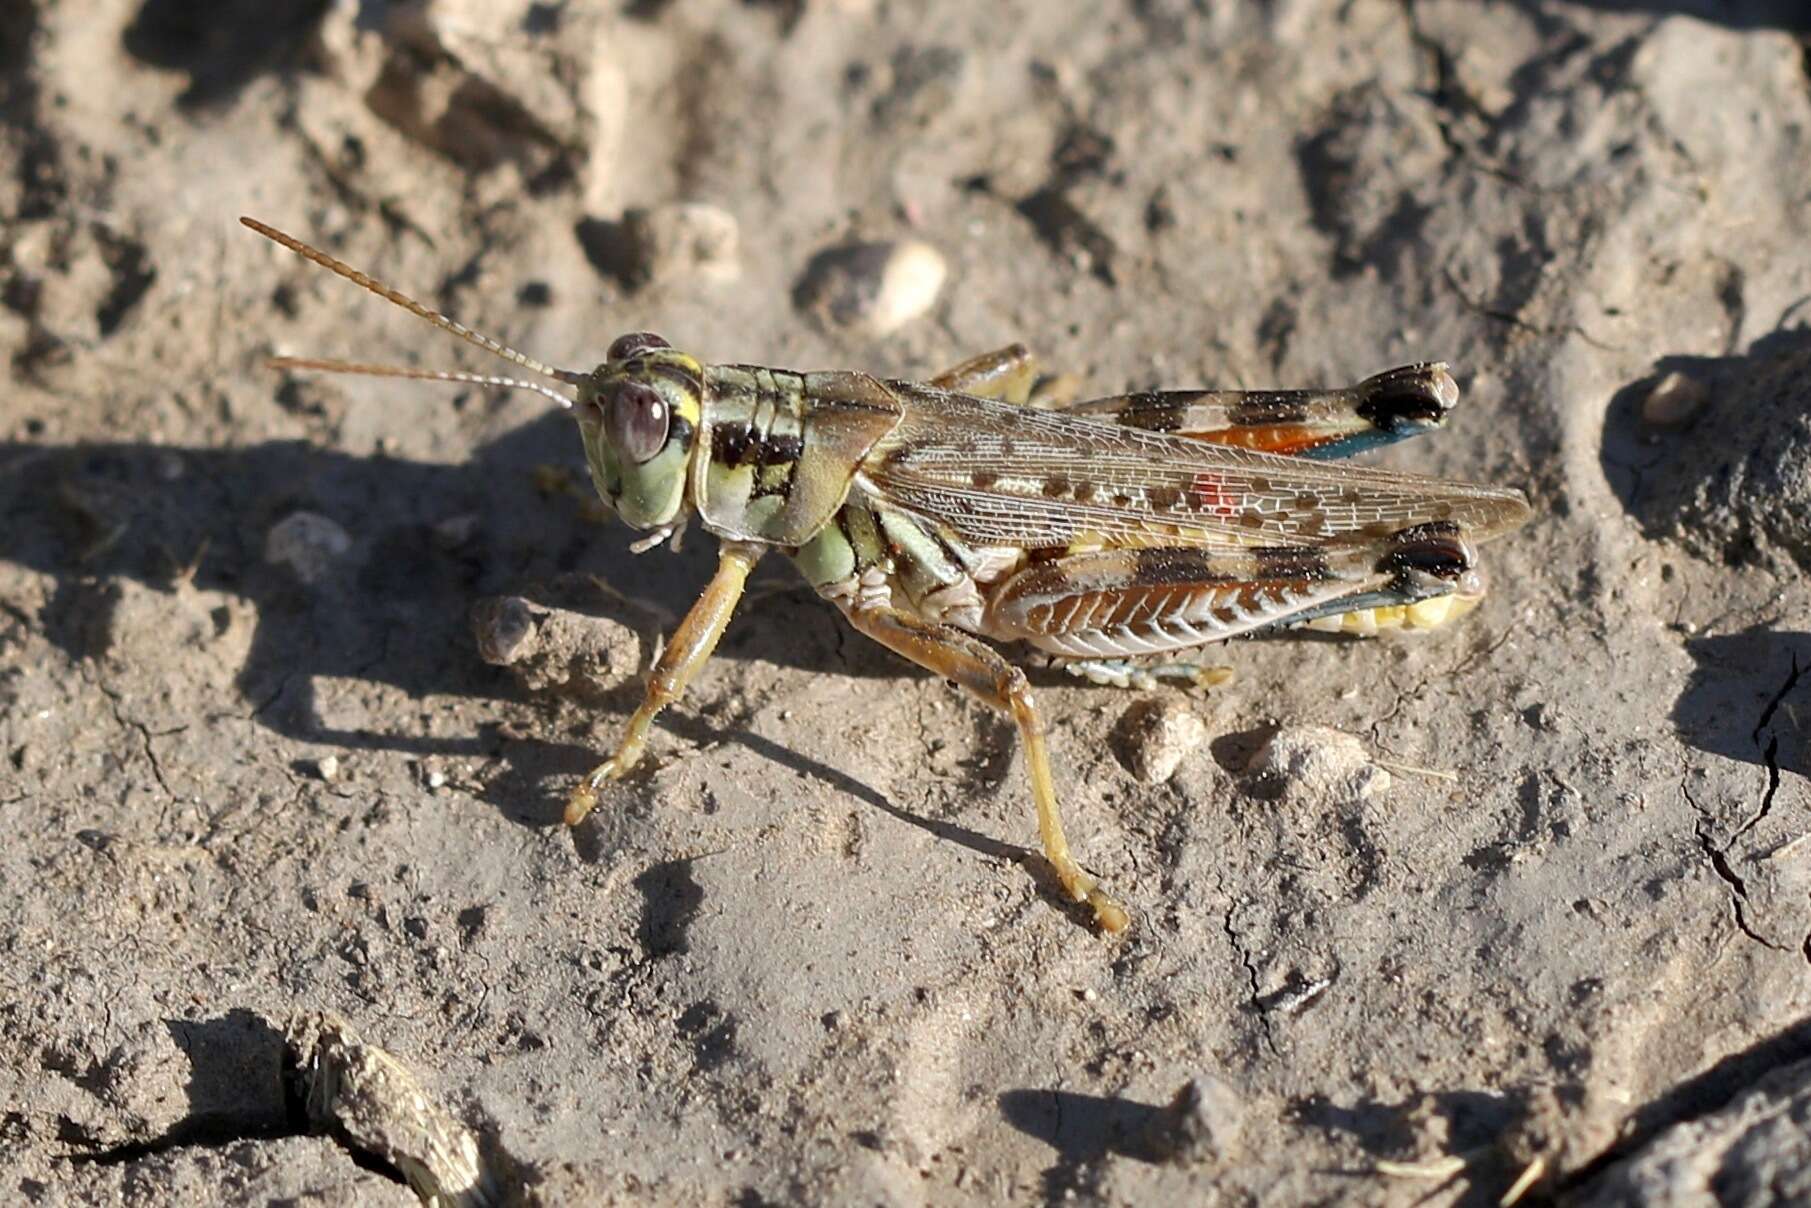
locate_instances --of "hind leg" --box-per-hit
[838,601,1130,934]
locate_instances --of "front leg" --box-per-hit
[838,601,1131,934]
[565,540,763,825]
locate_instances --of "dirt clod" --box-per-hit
[286,1012,499,1208]
[1245,725,1391,802]
[1147,1076,1244,1166]
[1112,697,1208,784]
[470,575,650,700]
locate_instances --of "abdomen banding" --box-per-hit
[980,543,1415,656]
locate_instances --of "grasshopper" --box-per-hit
[243,217,1531,934]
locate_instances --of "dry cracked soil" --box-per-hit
[4,1,1811,1204]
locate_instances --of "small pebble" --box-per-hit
[265,512,352,584]
[432,513,478,550]
[426,769,448,789]
[1640,370,1707,428]
[794,239,947,334]
[471,596,537,665]
[624,202,740,286]
[1112,698,1208,784]
[315,754,340,782]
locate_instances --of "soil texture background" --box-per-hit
[4,1,1811,1204]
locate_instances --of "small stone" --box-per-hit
[471,595,537,666]
[794,239,947,334]
[315,755,340,782]
[265,512,353,584]
[425,769,448,789]
[1246,725,1392,801]
[431,513,478,550]
[1641,370,1708,428]
[1112,698,1208,784]
[625,202,740,286]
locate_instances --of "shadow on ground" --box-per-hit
[0,413,867,744]
[1675,630,1810,780]
[1297,1085,1573,1207]
[2,409,1414,830]
[1561,1014,1811,1194]
[998,1087,1169,1197]
[1566,0,1811,30]
[67,1009,294,1165]
[122,0,331,109]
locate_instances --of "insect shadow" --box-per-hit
[0,413,891,770]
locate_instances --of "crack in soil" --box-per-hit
[64,1117,303,1168]
[95,675,181,803]
[1682,772,1790,954]
[1218,886,1277,1057]
[1733,654,1801,845]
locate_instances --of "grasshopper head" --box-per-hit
[575,333,704,531]
[236,221,705,541]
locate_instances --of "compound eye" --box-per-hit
[604,381,670,464]
[607,332,671,361]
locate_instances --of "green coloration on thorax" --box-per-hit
[575,345,904,550]
[690,365,903,546]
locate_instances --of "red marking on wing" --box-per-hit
[1179,426,1341,456]
[1186,473,1239,516]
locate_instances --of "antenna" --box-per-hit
[241,217,586,403]
[266,356,576,408]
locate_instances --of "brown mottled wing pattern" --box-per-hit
[863,383,1531,552]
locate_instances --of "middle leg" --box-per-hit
[930,344,1079,408]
